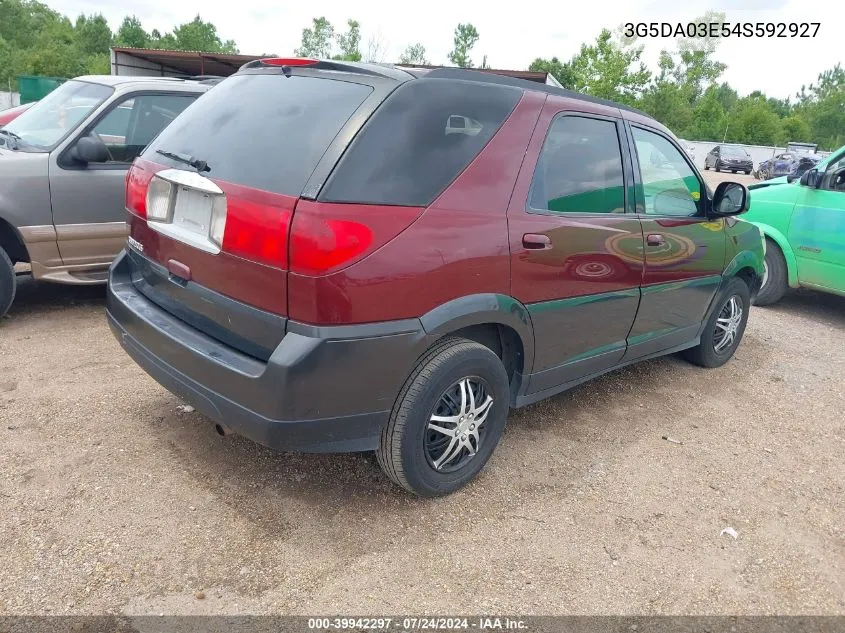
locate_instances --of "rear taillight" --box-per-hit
[126,162,155,218]
[127,160,295,270]
[128,161,424,277]
[289,200,425,276]
[220,187,292,269]
[290,214,372,276]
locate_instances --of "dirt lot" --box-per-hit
[704,170,759,188]
[1,170,843,616]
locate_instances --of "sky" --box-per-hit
[48,0,842,100]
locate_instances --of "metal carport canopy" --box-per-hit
[110,47,267,77]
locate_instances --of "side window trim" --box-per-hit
[620,120,644,215]
[616,116,637,215]
[525,110,631,217]
[57,90,197,171]
[626,121,708,219]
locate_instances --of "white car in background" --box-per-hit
[678,138,696,162]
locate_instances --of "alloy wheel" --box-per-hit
[714,295,743,353]
[425,377,494,473]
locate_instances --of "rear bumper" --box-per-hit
[106,250,429,453]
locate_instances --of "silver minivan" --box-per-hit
[0,75,216,316]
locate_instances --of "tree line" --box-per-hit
[291,17,488,69]
[0,0,237,89]
[1,0,841,150]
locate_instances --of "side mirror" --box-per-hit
[711,181,749,217]
[799,168,821,188]
[72,136,109,165]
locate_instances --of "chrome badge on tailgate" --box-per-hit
[127,235,144,252]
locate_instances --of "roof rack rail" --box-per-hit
[238,58,412,80]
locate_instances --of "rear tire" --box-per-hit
[682,277,750,369]
[753,239,788,306]
[704,164,710,170]
[0,247,15,318]
[377,337,510,497]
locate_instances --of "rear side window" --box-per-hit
[528,115,625,214]
[320,78,521,206]
[144,74,373,196]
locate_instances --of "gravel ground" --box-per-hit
[703,170,759,186]
[1,171,843,616]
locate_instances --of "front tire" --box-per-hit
[753,239,788,306]
[682,277,750,369]
[715,162,721,172]
[377,337,510,497]
[0,247,16,318]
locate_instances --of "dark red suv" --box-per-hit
[107,59,764,497]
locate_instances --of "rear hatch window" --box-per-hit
[145,74,374,196]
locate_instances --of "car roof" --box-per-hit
[71,75,217,93]
[239,59,662,128]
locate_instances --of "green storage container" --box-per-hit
[17,75,68,104]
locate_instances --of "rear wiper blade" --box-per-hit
[0,129,23,150]
[155,149,210,173]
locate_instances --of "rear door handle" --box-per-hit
[522,233,552,250]
[647,233,665,247]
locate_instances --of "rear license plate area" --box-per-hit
[173,187,213,236]
[149,185,221,255]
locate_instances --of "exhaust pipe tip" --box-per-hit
[214,423,231,437]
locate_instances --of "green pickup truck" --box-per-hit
[743,143,845,306]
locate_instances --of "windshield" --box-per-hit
[4,80,113,150]
[722,147,748,158]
